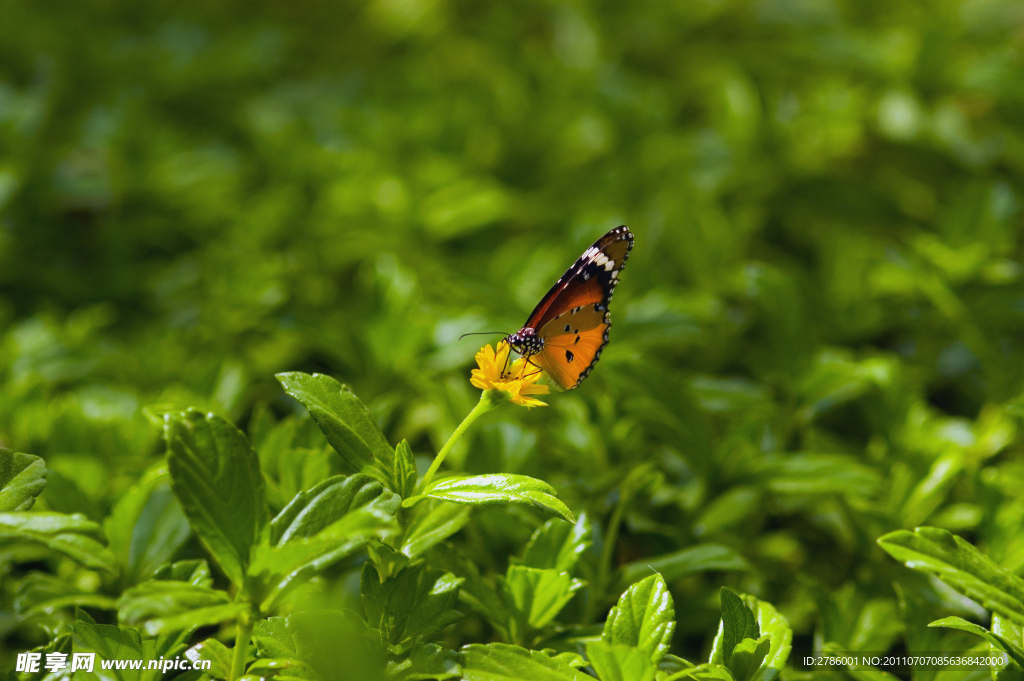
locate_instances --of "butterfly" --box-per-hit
[507,225,633,389]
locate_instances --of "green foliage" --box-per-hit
[519,515,591,573]
[361,562,464,654]
[718,588,761,671]
[0,450,46,511]
[276,372,396,489]
[103,466,191,587]
[401,500,472,560]
[879,527,1024,626]
[4,0,1024,678]
[458,644,590,681]
[928,617,1024,668]
[585,642,656,681]
[0,511,117,575]
[618,545,750,588]
[165,409,269,587]
[404,474,575,523]
[502,565,584,643]
[602,574,675,667]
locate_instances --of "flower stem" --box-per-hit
[231,605,255,681]
[422,390,503,488]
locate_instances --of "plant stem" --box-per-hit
[231,606,255,681]
[421,390,501,488]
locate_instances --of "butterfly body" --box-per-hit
[506,225,633,390]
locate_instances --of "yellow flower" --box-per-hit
[470,341,549,408]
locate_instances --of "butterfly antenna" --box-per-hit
[458,331,510,340]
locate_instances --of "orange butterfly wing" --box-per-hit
[535,304,610,389]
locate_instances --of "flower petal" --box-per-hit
[471,342,548,407]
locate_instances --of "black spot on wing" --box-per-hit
[565,350,574,362]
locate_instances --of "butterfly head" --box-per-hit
[506,327,543,357]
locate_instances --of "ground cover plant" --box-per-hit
[4,0,1024,679]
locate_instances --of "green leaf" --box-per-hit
[712,593,790,675]
[395,439,418,499]
[387,643,461,681]
[266,447,337,515]
[369,541,412,580]
[125,486,190,584]
[878,526,1024,625]
[165,409,269,587]
[401,499,472,559]
[185,638,234,681]
[249,494,398,611]
[422,177,510,238]
[254,414,336,512]
[993,614,1024,681]
[361,563,464,653]
[747,595,792,681]
[287,610,386,681]
[37,468,103,520]
[658,654,696,676]
[662,663,735,680]
[520,513,591,572]
[619,544,750,588]
[693,488,761,536]
[928,616,1024,667]
[14,572,117,616]
[849,599,903,653]
[727,636,771,681]
[808,584,901,654]
[142,627,197,681]
[118,580,239,635]
[503,565,585,636]
[253,617,298,659]
[760,454,881,499]
[135,497,190,584]
[796,353,891,424]
[403,474,575,523]
[0,511,117,574]
[585,641,656,681]
[72,620,146,681]
[550,652,587,668]
[239,658,316,681]
[603,574,675,666]
[104,466,191,585]
[717,588,759,669]
[153,558,213,585]
[458,643,592,680]
[276,372,394,486]
[0,449,47,511]
[425,544,510,639]
[270,474,394,545]
[900,452,963,527]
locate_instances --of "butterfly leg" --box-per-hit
[521,355,544,379]
[501,345,514,379]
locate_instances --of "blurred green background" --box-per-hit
[4,0,1024,663]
